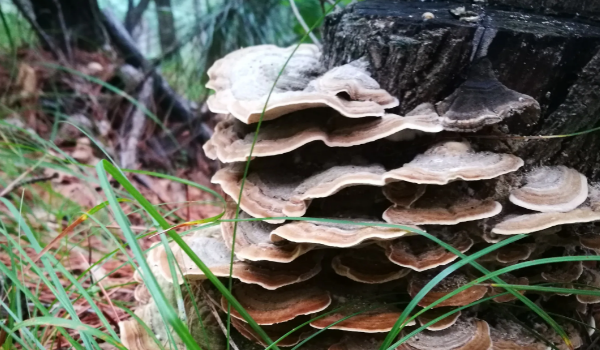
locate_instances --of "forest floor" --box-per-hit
[0,47,221,348]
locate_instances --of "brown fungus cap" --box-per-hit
[576,267,600,304]
[495,243,535,264]
[579,234,600,251]
[435,58,540,132]
[489,318,548,350]
[397,318,492,350]
[417,308,462,331]
[206,46,398,123]
[310,283,415,333]
[384,141,523,185]
[509,166,588,213]
[151,231,322,289]
[381,230,473,272]
[221,208,315,262]
[203,108,442,163]
[493,188,600,235]
[221,282,331,325]
[213,162,388,222]
[310,304,414,333]
[383,181,502,226]
[231,317,314,347]
[531,322,582,350]
[541,261,584,284]
[331,246,411,284]
[119,319,162,350]
[133,284,151,305]
[408,272,488,308]
[492,209,600,235]
[270,219,414,248]
[488,274,528,303]
[382,182,427,208]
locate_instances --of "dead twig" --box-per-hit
[119,76,154,169]
[201,287,240,350]
[101,10,199,126]
[0,174,57,198]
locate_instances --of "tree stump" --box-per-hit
[322,0,600,179]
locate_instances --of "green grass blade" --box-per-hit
[95,161,202,350]
[381,234,526,349]
[0,197,98,350]
[488,284,600,296]
[97,159,276,348]
[13,317,126,350]
[226,1,344,347]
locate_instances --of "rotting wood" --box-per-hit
[322,0,600,180]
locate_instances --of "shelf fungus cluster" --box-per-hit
[122,44,600,350]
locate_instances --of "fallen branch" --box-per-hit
[101,10,199,128]
[119,75,154,169]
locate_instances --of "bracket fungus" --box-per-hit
[509,166,589,213]
[120,319,162,350]
[409,273,488,308]
[576,267,600,304]
[132,42,596,349]
[310,303,413,333]
[381,230,473,272]
[384,141,524,185]
[435,58,540,132]
[231,318,314,347]
[417,308,462,331]
[489,318,549,350]
[221,282,331,325]
[397,318,492,350]
[203,108,442,163]
[492,207,600,235]
[331,246,411,284]
[310,281,415,333]
[383,182,502,225]
[541,261,584,284]
[494,243,535,264]
[220,209,315,262]
[213,161,388,222]
[488,274,528,303]
[150,232,322,289]
[270,219,414,248]
[206,45,398,123]
[382,181,427,208]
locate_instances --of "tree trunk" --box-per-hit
[154,0,179,58]
[322,0,600,180]
[25,0,108,52]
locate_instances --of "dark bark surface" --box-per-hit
[28,0,108,51]
[154,0,179,56]
[322,0,600,180]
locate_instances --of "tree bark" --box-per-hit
[154,0,179,58]
[125,0,151,34]
[24,0,108,52]
[322,0,600,180]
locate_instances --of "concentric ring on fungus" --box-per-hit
[509,166,588,213]
[408,273,488,308]
[221,282,331,325]
[206,45,398,123]
[383,140,523,185]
